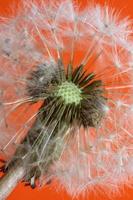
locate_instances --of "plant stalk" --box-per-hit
[0,162,25,200]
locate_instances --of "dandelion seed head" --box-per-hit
[55,81,82,105]
[0,0,132,197]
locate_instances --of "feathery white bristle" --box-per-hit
[81,4,132,49]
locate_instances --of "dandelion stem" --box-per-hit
[0,161,25,200]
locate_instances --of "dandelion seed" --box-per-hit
[0,0,132,199]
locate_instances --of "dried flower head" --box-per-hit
[0,0,133,198]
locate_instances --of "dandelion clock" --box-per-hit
[0,0,133,199]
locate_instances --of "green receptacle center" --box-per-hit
[56,81,82,105]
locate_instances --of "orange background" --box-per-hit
[0,0,133,199]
